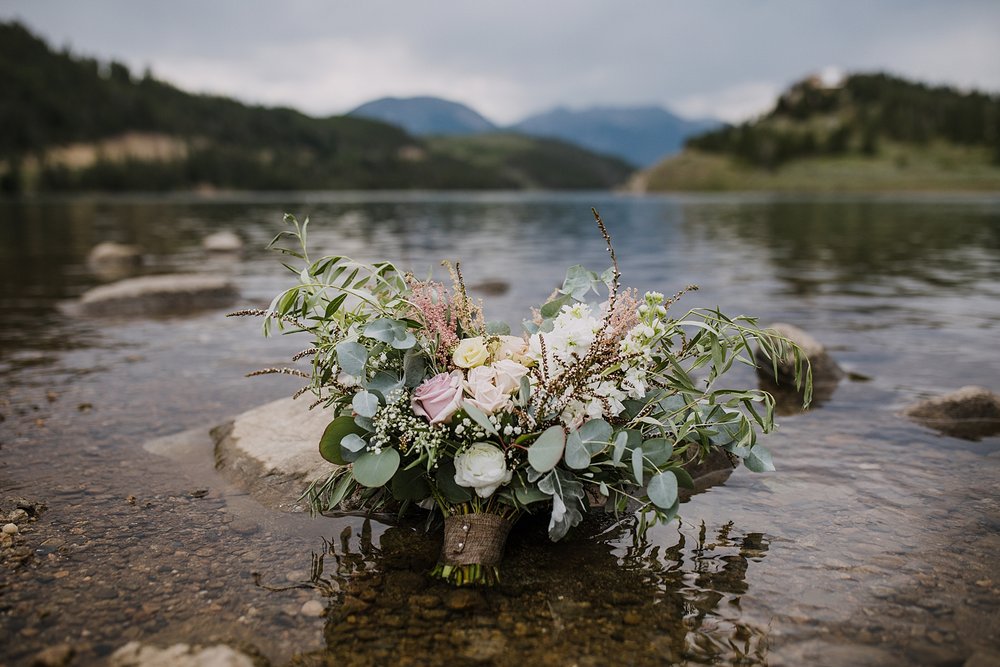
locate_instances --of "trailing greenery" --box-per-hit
[0,21,632,193]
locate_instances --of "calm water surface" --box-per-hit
[1,192,998,666]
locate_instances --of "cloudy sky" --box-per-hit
[3,1,999,124]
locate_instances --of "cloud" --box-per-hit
[672,82,783,124]
[3,0,999,124]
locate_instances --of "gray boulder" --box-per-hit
[212,397,336,510]
[904,386,1000,441]
[203,231,244,253]
[78,274,238,317]
[109,642,259,667]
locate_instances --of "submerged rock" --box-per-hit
[78,274,238,317]
[212,397,336,510]
[203,231,244,253]
[109,642,260,667]
[87,242,143,281]
[904,386,1000,441]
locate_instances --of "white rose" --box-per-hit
[491,359,529,395]
[453,443,512,498]
[453,336,490,368]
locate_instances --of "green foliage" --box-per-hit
[686,72,1000,170]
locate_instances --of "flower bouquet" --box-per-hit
[240,209,809,586]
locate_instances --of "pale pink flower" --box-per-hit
[411,371,464,424]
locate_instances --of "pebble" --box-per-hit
[30,643,76,667]
[9,509,29,523]
[2,523,19,535]
[300,600,325,617]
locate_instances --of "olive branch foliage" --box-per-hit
[235,211,812,541]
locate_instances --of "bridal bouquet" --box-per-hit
[241,210,809,586]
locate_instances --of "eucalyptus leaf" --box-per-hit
[462,401,498,436]
[363,318,398,344]
[672,467,695,489]
[631,446,644,486]
[647,471,679,509]
[365,371,404,399]
[564,431,592,470]
[561,265,598,300]
[485,321,512,335]
[514,484,550,505]
[641,438,674,468]
[340,433,367,453]
[352,448,400,487]
[540,293,574,319]
[612,431,629,465]
[402,350,426,388]
[335,341,367,377]
[528,426,566,473]
[390,331,417,350]
[319,416,368,466]
[578,419,612,454]
[352,391,380,418]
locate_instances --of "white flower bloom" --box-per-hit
[453,443,513,498]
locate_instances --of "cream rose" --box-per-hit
[493,335,529,362]
[452,336,490,368]
[491,359,529,395]
[464,366,509,414]
[453,443,512,498]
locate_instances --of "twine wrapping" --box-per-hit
[440,513,513,567]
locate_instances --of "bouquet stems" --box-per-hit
[432,510,519,586]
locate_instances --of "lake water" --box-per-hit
[1,191,998,666]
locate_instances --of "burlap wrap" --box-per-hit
[440,513,513,566]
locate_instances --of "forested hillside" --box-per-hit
[0,22,632,193]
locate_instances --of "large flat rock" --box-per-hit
[904,385,1000,441]
[212,397,336,509]
[79,274,238,317]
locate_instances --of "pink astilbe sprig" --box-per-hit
[407,276,461,370]
[605,287,641,340]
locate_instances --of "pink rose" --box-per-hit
[411,371,465,424]
[464,366,509,415]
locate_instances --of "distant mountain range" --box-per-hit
[349,97,719,167]
[511,106,720,167]
[349,96,497,136]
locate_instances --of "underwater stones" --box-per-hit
[904,386,1000,441]
[202,231,244,253]
[78,274,238,317]
[87,242,143,281]
[108,642,257,667]
[212,397,337,510]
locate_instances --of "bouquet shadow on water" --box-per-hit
[289,513,771,666]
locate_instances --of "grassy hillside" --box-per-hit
[0,22,631,193]
[637,73,1000,192]
[427,133,634,189]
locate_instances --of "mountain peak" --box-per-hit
[348,96,497,136]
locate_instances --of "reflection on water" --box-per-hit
[1,192,999,666]
[296,515,770,667]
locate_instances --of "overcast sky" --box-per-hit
[3,1,999,124]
